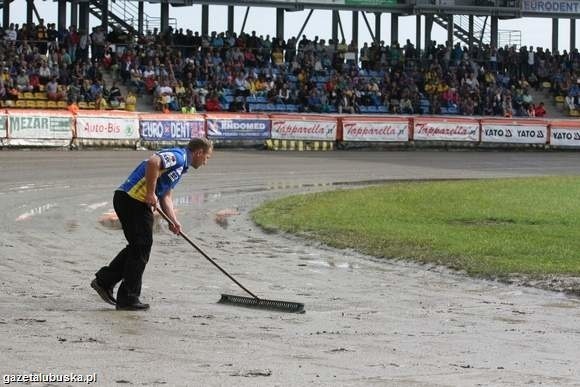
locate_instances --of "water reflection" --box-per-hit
[16,203,56,221]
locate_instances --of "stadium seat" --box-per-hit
[47,101,57,108]
[57,101,67,109]
[36,100,47,109]
[78,102,88,109]
[16,100,26,108]
[26,100,36,108]
[447,106,459,114]
[23,92,34,99]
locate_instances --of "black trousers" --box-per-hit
[96,190,153,305]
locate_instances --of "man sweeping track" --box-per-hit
[91,137,213,311]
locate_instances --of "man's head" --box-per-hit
[187,138,213,169]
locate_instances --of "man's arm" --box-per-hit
[144,154,162,207]
[159,190,182,235]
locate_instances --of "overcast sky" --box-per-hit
[9,0,578,51]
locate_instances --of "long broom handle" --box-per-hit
[156,206,260,300]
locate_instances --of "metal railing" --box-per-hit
[109,0,177,32]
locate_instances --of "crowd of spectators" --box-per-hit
[0,21,126,108]
[1,19,580,117]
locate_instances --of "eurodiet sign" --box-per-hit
[140,119,205,140]
[523,0,580,14]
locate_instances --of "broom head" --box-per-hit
[219,294,305,313]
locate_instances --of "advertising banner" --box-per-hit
[481,120,548,144]
[345,0,397,5]
[0,113,6,138]
[76,113,139,139]
[342,117,409,142]
[270,115,337,141]
[140,115,205,141]
[7,111,73,140]
[206,114,270,140]
[523,0,580,14]
[413,118,479,142]
[550,121,580,147]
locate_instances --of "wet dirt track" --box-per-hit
[1,149,580,386]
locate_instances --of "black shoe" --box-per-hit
[91,278,116,305]
[116,302,150,311]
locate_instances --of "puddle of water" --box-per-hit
[214,208,240,229]
[98,210,164,232]
[15,203,56,221]
[300,259,357,270]
[65,220,80,232]
[493,316,526,324]
[83,201,109,211]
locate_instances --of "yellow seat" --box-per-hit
[78,102,88,109]
[542,82,551,89]
[22,92,33,99]
[34,92,47,100]
[26,100,36,108]
[569,109,579,116]
[555,95,565,103]
[36,100,47,109]
[4,100,14,107]
[15,100,26,108]
[46,101,57,109]
[57,101,67,109]
[88,102,96,109]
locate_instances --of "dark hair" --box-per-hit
[187,137,212,153]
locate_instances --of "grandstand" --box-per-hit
[0,1,578,117]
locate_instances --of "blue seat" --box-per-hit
[376,105,389,113]
[447,106,459,114]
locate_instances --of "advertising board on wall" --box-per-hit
[550,121,580,147]
[140,116,205,141]
[8,112,73,140]
[522,0,580,14]
[342,118,409,142]
[0,113,6,138]
[481,122,548,144]
[206,115,270,140]
[413,119,479,142]
[76,114,140,140]
[271,116,337,141]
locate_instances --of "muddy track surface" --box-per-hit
[1,150,579,386]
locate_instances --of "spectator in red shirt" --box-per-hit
[534,102,546,117]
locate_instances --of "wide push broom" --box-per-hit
[156,206,305,313]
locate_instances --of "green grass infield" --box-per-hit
[251,177,580,280]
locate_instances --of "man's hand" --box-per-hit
[145,192,158,208]
[168,221,182,235]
